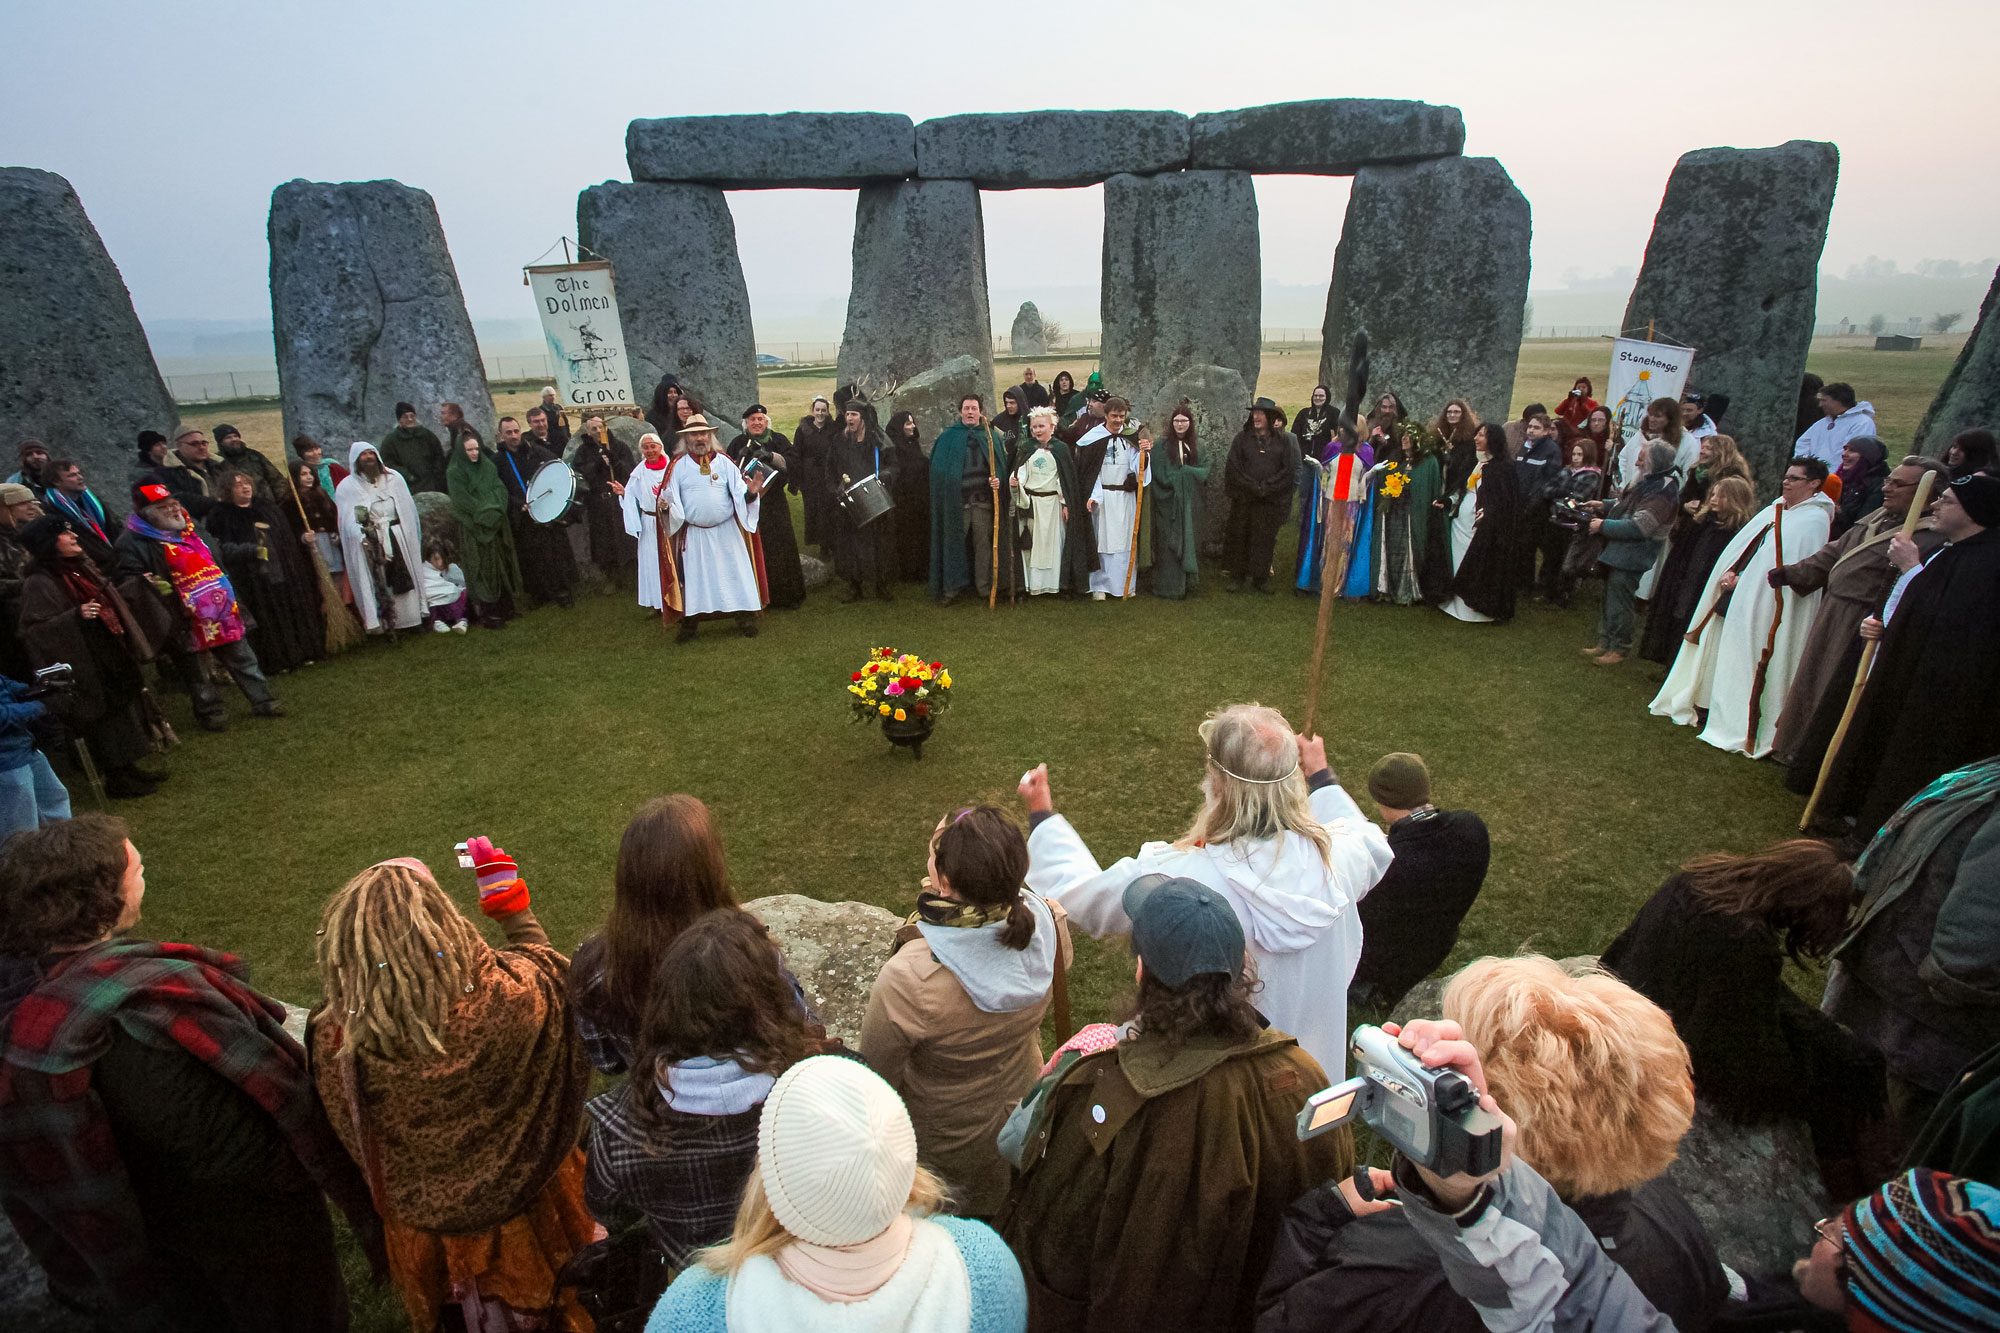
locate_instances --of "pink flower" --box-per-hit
[884,680,904,696]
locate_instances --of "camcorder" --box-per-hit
[24,662,76,699]
[1548,495,1593,531]
[1296,1025,1505,1179]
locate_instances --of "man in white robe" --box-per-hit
[333,442,425,631]
[1651,456,1837,758]
[1010,407,1071,596]
[663,414,764,641]
[1019,703,1392,1080]
[1079,397,1149,600]
[620,431,672,612]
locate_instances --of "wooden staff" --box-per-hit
[1121,437,1146,599]
[1800,471,1937,830]
[1743,500,1787,750]
[1301,332,1370,738]
[986,425,1001,609]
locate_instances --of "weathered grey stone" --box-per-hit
[1102,171,1260,414]
[413,489,459,552]
[916,111,1189,188]
[1623,141,1838,488]
[889,355,987,448]
[743,894,901,1048]
[577,182,759,431]
[1190,99,1465,174]
[1669,1098,1827,1277]
[839,181,994,403]
[1916,264,2000,452]
[269,180,492,457]
[627,113,915,188]
[1143,365,1251,555]
[1010,302,1048,356]
[1320,157,1530,427]
[0,168,177,509]
[798,551,833,591]
[603,411,657,459]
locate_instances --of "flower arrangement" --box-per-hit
[1380,464,1410,500]
[847,646,954,727]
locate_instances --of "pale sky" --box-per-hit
[8,0,1996,328]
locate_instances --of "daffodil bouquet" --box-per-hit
[847,646,955,727]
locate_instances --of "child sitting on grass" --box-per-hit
[422,537,468,634]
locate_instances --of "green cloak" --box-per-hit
[1150,439,1210,599]
[445,445,523,605]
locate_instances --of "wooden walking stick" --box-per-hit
[1743,500,1787,751]
[1800,471,1937,830]
[284,467,364,655]
[986,424,1001,610]
[1121,437,1146,599]
[1301,331,1369,738]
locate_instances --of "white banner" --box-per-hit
[1605,337,1696,437]
[526,261,634,409]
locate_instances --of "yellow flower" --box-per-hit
[878,703,891,716]
[939,671,952,688]
[893,708,907,722]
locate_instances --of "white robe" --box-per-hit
[1013,446,1066,595]
[1025,781,1393,1081]
[665,452,762,616]
[333,444,425,630]
[1081,427,1148,597]
[621,460,670,610]
[1439,460,1494,623]
[1651,492,1835,758]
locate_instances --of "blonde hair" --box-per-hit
[696,1159,950,1275]
[1698,475,1758,527]
[1175,704,1332,866]
[1704,434,1752,485]
[1443,955,1693,1198]
[315,861,490,1061]
[1026,405,1058,426]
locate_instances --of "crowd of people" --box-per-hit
[1,689,1997,1332]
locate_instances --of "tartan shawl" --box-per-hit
[0,938,373,1306]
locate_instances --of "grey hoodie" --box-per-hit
[917,891,1058,1013]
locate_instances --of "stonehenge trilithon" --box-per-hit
[915,111,1190,188]
[1622,140,1839,487]
[1320,156,1532,427]
[268,179,492,454]
[577,181,759,428]
[0,167,177,503]
[1101,171,1261,416]
[626,113,916,188]
[1915,264,2000,453]
[839,180,994,401]
[1189,99,1465,173]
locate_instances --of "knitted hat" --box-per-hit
[1949,470,2000,528]
[1841,1169,2000,1329]
[1368,753,1432,809]
[0,483,36,507]
[758,1056,916,1246]
[131,480,173,510]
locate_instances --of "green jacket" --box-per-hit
[379,425,447,495]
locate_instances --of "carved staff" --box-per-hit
[1743,499,1787,751]
[1121,433,1147,599]
[1800,470,1937,830]
[1301,331,1369,738]
[986,423,1001,609]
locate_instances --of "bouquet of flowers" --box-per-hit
[847,646,954,727]
[1380,464,1410,500]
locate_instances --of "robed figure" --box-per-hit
[1439,436,1524,624]
[492,430,578,608]
[663,427,764,623]
[1372,438,1441,605]
[571,425,636,583]
[334,443,425,631]
[1148,413,1208,601]
[620,434,681,616]
[205,480,325,672]
[1296,439,1374,596]
[728,420,804,610]
[1009,410,1081,597]
[793,397,840,551]
[829,413,897,602]
[1079,424,1148,599]
[1651,490,1836,758]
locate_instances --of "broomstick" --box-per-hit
[1800,471,1938,830]
[1743,500,1787,750]
[284,468,363,655]
[1301,331,1369,738]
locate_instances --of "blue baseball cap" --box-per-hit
[1122,874,1245,988]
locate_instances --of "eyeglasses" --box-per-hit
[1812,1217,1845,1253]
[1782,474,1812,485]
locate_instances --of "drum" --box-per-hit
[524,460,579,525]
[839,473,893,527]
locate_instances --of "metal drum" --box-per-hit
[524,459,580,524]
[839,473,894,527]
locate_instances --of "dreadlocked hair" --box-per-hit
[315,861,491,1062]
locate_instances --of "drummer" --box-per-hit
[492,415,579,609]
[829,395,897,604]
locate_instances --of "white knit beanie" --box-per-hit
[757,1056,917,1246]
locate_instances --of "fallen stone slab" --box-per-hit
[627,112,915,188]
[1190,99,1465,174]
[839,181,994,402]
[1916,264,2000,453]
[1320,156,1531,428]
[269,179,493,454]
[744,894,901,1048]
[0,168,178,508]
[1623,140,1838,489]
[916,110,1189,187]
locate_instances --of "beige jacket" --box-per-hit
[860,902,1072,1217]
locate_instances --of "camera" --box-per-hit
[454,841,474,870]
[1549,496,1591,531]
[1296,1025,1505,1179]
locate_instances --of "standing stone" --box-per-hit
[1189,99,1465,174]
[1622,141,1839,488]
[889,355,986,449]
[1320,157,1531,427]
[1916,264,2000,452]
[627,113,915,188]
[743,894,900,1048]
[1145,364,1252,555]
[1102,171,1260,415]
[1010,302,1048,356]
[916,111,1189,188]
[269,179,492,454]
[577,181,758,428]
[839,181,993,403]
[0,168,176,506]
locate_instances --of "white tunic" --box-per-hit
[1439,460,1495,623]
[665,452,762,616]
[333,444,425,630]
[620,461,670,610]
[1081,427,1148,597]
[1012,446,1065,595]
[1025,781,1393,1081]
[1651,492,1835,758]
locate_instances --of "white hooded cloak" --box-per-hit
[333,442,425,630]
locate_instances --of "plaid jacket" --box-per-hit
[0,939,375,1308]
[582,1082,760,1269]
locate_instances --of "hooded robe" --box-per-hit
[334,443,425,630]
[444,444,524,609]
[205,495,324,672]
[1440,452,1524,623]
